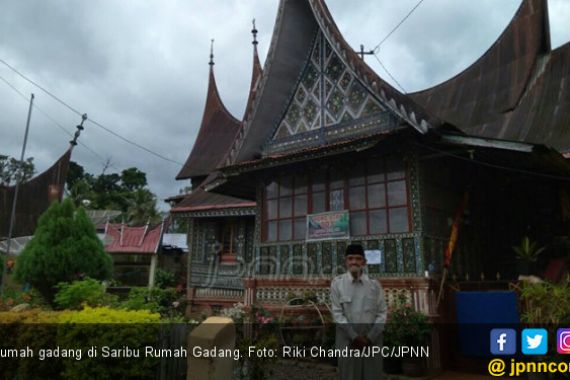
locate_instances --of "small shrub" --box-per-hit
[14,199,113,302]
[154,269,176,288]
[58,307,160,380]
[122,287,183,317]
[54,278,118,310]
[0,286,49,311]
[0,307,161,379]
[0,309,61,379]
[384,295,430,347]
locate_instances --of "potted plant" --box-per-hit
[513,236,546,276]
[384,295,431,377]
[518,278,570,380]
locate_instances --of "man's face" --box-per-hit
[345,254,366,275]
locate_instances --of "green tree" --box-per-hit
[0,155,35,186]
[121,167,147,191]
[65,161,160,226]
[126,188,161,225]
[14,199,113,302]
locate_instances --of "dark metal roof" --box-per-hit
[475,42,570,152]
[227,0,319,165]
[226,0,440,165]
[170,187,255,213]
[176,67,242,180]
[410,0,557,142]
[224,130,391,173]
[0,149,71,238]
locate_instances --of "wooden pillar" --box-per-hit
[148,255,158,288]
[242,277,257,307]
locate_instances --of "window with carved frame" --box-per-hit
[262,155,410,241]
[219,219,238,263]
[348,156,410,236]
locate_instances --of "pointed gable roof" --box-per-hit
[225,0,439,165]
[410,0,551,131]
[176,59,242,180]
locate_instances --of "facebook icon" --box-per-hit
[491,329,517,355]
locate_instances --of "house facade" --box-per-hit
[172,0,570,325]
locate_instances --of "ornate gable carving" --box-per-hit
[273,32,386,140]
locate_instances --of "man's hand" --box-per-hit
[350,335,371,349]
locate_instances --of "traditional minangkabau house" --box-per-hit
[173,0,569,370]
[1,118,85,244]
[169,30,263,313]
[1,151,71,240]
[103,220,166,287]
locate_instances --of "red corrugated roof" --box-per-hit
[104,221,165,255]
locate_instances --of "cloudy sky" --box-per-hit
[1,0,569,211]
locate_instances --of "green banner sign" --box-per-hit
[306,210,350,241]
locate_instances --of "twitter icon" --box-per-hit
[522,329,548,355]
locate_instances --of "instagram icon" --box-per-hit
[557,329,570,354]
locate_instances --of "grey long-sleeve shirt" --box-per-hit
[330,271,388,345]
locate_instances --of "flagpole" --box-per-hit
[0,93,34,298]
[436,268,447,307]
[436,191,469,308]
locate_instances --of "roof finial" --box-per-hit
[70,113,88,147]
[209,39,215,66]
[252,19,258,46]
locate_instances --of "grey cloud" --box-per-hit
[1,0,569,212]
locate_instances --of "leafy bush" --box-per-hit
[519,278,570,325]
[122,287,183,317]
[0,307,161,379]
[58,307,160,380]
[0,309,61,379]
[54,278,118,310]
[384,295,430,347]
[0,286,49,311]
[154,268,176,288]
[14,199,113,302]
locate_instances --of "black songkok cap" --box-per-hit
[345,244,365,257]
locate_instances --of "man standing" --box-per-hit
[330,244,388,380]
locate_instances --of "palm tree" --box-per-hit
[126,189,160,226]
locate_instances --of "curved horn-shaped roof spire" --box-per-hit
[410,0,551,131]
[243,19,263,121]
[209,38,215,67]
[176,40,241,180]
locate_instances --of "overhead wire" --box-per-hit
[0,59,183,166]
[1,73,161,213]
[0,74,108,167]
[372,54,407,94]
[372,0,426,53]
[368,0,426,94]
